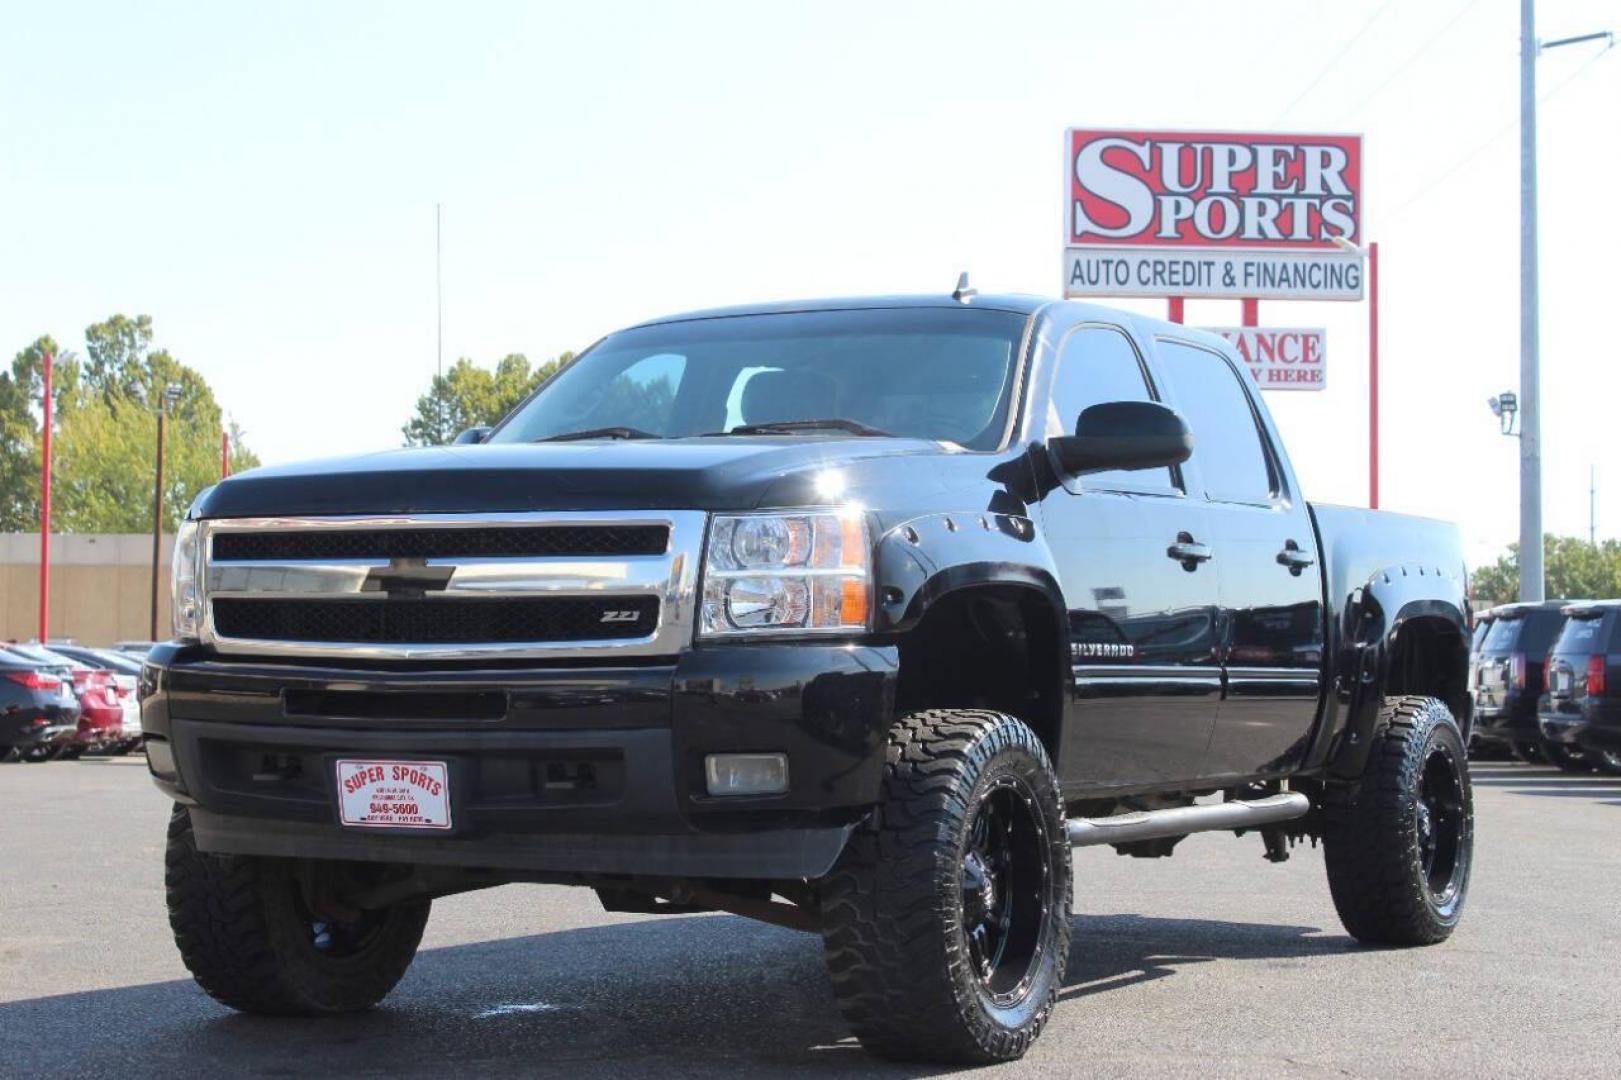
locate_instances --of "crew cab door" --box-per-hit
[1150,338,1325,781]
[1035,324,1221,790]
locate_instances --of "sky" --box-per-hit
[3,0,1618,569]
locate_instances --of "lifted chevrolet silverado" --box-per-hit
[145,292,1473,1063]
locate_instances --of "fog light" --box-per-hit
[145,737,176,782]
[704,753,789,797]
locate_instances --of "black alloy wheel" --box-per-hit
[1415,739,1470,910]
[960,776,1055,1007]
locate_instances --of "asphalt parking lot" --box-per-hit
[1,757,1617,1079]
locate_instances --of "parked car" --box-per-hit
[1466,607,1505,758]
[1471,600,1580,764]
[47,643,144,752]
[1539,600,1621,776]
[7,644,131,758]
[0,647,80,762]
[145,292,1472,1062]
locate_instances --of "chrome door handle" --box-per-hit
[1167,532,1212,570]
[1276,540,1315,575]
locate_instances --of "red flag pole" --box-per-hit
[39,351,53,643]
[1368,241,1380,509]
[1167,297,1185,324]
[221,429,231,479]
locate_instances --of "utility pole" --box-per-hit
[1520,3,1614,599]
[1519,0,1543,602]
[1591,465,1597,545]
[436,202,444,442]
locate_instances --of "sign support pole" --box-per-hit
[39,350,52,643]
[1368,241,1380,510]
[1167,297,1184,324]
[1241,298,1258,327]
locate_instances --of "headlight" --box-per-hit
[700,510,870,637]
[171,520,203,640]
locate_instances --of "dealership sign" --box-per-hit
[1207,327,1326,391]
[1063,129,1364,300]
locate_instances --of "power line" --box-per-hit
[1331,0,1485,126]
[1273,0,1399,125]
[1384,41,1614,223]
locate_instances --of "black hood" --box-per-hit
[194,437,967,518]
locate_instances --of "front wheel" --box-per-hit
[165,805,430,1015]
[819,710,1072,1064]
[1592,748,1621,777]
[1323,696,1474,946]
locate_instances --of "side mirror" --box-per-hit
[1050,400,1192,476]
[453,426,492,446]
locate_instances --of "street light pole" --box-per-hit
[1519,4,1614,600]
[1519,0,1543,602]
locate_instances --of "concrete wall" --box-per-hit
[0,534,174,646]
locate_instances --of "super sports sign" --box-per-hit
[1063,129,1364,301]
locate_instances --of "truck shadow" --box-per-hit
[0,911,1346,1077]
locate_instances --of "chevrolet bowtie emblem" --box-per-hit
[361,558,455,598]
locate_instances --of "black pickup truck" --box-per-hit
[145,292,1473,1063]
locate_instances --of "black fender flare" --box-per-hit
[1324,564,1471,780]
[871,511,1068,642]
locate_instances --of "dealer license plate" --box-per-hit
[335,759,452,830]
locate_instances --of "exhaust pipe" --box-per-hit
[1067,791,1310,848]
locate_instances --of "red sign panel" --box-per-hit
[1067,129,1362,249]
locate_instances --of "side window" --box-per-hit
[1049,326,1175,493]
[1154,340,1275,504]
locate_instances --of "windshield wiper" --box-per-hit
[537,426,660,442]
[710,418,891,437]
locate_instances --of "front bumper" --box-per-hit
[141,641,896,879]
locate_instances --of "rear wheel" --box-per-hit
[19,745,53,763]
[819,710,1071,1064]
[1323,696,1474,946]
[165,805,429,1014]
[1543,742,1594,773]
[1593,749,1621,777]
[1511,740,1544,764]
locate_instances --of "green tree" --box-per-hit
[1,317,260,534]
[1471,535,1621,608]
[402,351,573,446]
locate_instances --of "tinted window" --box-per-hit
[490,308,1026,450]
[1048,326,1174,492]
[1481,611,1564,654]
[1551,612,1613,655]
[1154,340,1274,503]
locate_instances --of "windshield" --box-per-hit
[487,308,1028,450]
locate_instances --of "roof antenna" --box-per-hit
[952,272,977,303]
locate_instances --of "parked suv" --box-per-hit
[1472,600,1575,763]
[144,293,1472,1063]
[1539,600,1621,775]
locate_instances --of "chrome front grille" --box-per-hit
[199,512,706,660]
